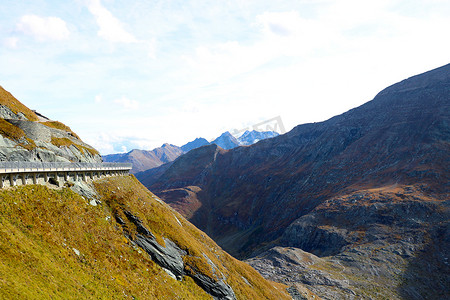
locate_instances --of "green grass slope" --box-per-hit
[0,176,291,299]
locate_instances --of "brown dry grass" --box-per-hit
[0,86,38,121]
[0,119,26,141]
[51,137,99,157]
[0,176,290,299]
[94,175,291,299]
[41,121,81,140]
[0,184,212,299]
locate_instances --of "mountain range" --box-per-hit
[104,130,279,173]
[103,143,184,174]
[136,63,450,299]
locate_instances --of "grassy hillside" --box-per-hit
[0,176,291,299]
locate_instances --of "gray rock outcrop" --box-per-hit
[0,119,101,163]
[0,87,102,163]
[0,105,27,120]
[120,210,236,300]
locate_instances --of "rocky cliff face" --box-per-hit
[0,86,101,163]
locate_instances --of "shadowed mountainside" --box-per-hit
[137,64,450,298]
[142,63,450,257]
[247,185,449,299]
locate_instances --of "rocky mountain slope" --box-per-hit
[0,87,303,299]
[247,185,449,299]
[138,64,450,298]
[0,86,101,163]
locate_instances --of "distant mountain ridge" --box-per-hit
[104,130,279,173]
[209,130,280,149]
[180,137,210,152]
[104,143,183,174]
[211,132,240,150]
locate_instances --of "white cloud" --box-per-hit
[87,0,137,43]
[84,131,159,155]
[114,96,139,110]
[3,37,19,48]
[172,1,450,145]
[256,11,304,36]
[84,132,119,155]
[147,38,157,59]
[17,15,70,42]
[94,94,103,103]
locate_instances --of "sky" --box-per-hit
[1,0,450,155]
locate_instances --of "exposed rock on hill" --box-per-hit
[99,176,291,299]
[0,86,101,163]
[108,195,237,299]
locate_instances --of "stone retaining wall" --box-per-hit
[0,162,132,188]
